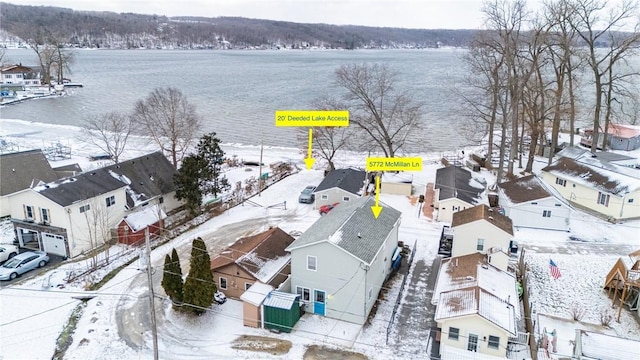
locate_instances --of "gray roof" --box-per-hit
[95,151,177,208]
[286,197,401,265]
[435,166,483,204]
[36,171,127,207]
[314,168,366,195]
[33,151,176,208]
[0,149,59,196]
[557,146,635,163]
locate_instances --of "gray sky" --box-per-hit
[13,0,499,29]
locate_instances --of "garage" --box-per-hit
[42,232,67,257]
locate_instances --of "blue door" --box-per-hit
[314,290,326,315]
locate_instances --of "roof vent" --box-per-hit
[481,264,489,269]
[488,208,493,212]
[488,216,494,221]
[357,232,362,238]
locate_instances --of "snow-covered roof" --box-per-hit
[575,330,640,360]
[432,253,519,320]
[240,282,273,307]
[263,290,299,310]
[498,175,553,204]
[542,157,640,196]
[435,166,485,204]
[435,286,516,336]
[451,205,513,236]
[286,197,401,265]
[122,204,166,232]
[210,227,295,288]
[380,172,413,184]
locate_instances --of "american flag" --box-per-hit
[549,259,562,279]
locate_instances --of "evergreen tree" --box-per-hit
[173,154,206,216]
[182,237,216,315]
[171,248,184,305]
[160,249,184,310]
[173,132,230,217]
[197,132,231,199]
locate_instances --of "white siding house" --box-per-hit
[450,205,514,271]
[541,157,640,222]
[434,166,486,223]
[497,175,571,231]
[313,168,367,210]
[9,172,128,258]
[432,253,520,360]
[286,197,401,325]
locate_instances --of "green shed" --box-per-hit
[262,291,301,333]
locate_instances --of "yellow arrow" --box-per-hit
[371,175,383,218]
[304,128,315,170]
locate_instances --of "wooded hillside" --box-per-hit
[0,2,477,49]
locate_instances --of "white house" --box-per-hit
[432,253,520,360]
[286,196,401,325]
[7,151,182,258]
[497,175,572,232]
[434,166,486,223]
[450,205,514,271]
[313,168,367,210]
[541,156,640,222]
[0,149,59,218]
[9,172,128,258]
[0,64,42,86]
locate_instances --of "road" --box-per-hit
[115,207,309,352]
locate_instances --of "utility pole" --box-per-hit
[144,227,159,360]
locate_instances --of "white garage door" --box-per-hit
[42,233,67,257]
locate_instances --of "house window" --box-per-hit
[307,255,317,271]
[106,195,115,207]
[321,194,328,200]
[597,192,610,207]
[531,202,538,205]
[448,327,459,340]
[296,286,310,301]
[41,208,50,223]
[219,277,227,290]
[543,210,551,218]
[476,239,484,251]
[4,74,11,79]
[488,335,500,350]
[245,283,253,290]
[79,204,91,213]
[343,196,350,201]
[467,333,479,352]
[159,196,164,204]
[24,205,35,220]
[555,203,562,207]
[555,178,566,187]
[629,199,634,203]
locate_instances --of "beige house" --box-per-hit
[541,157,640,222]
[450,205,513,271]
[432,253,520,359]
[210,227,294,299]
[239,282,274,328]
[434,166,485,223]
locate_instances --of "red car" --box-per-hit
[319,202,340,215]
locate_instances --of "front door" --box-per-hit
[314,290,326,315]
[467,333,479,352]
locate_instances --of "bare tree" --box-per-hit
[132,87,203,168]
[567,0,640,153]
[297,96,351,171]
[81,198,114,270]
[80,112,135,164]
[334,63,422,158]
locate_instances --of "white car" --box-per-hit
[0,244,19,263]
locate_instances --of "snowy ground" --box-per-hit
[1,118,639,359]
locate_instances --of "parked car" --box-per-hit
[319,202,340,215]
[0,244,19,263]
[215,291,227,304]
[298,185,316,204]
[0,251,50,281]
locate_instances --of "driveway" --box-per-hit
[0,252,66,286]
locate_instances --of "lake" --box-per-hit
[1,48,631,153]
